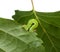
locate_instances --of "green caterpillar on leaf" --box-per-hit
[23,19,38,32]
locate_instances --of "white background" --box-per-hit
[0,0,60,19]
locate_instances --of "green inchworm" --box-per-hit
[23,19,38,32]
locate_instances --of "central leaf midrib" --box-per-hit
[32,10,58,52]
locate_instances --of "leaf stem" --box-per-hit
[31,0,35,10]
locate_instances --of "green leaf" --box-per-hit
[0,18,45,52]
[12,10,60,52]
[12,10,35,24]
[0,49,5,52]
